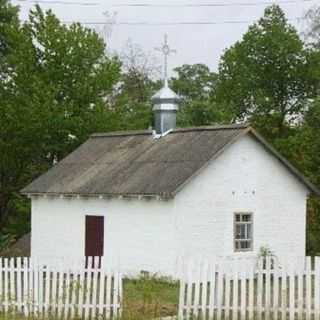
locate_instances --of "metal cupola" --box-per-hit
[152,34,180,135]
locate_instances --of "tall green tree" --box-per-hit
[113,70,158,130]
[0,0,19,60]
[23,6,121,161]
[216,5,313,139]
[300,103,320,255]
[0,0,29,232]
[171,64,223,126]
[0,4,121,231]
[281,99,320,255]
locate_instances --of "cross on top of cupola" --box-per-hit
[155,34,176,87]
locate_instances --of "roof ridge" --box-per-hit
[172,123,249,133]
[91,130,153,138]
[91,123,250,138]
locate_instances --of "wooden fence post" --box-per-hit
[178,263,186,320]
[281,261,287,320]
[208,259,216,320]
[315,257,320,320]
[289,262,295,320]
[193,260,201,319]
[240,262,246,320]
[273,258,280,320]
[257,258,263,320]
[105,268,113,319]
[201,259,209,319]
[216,259,224,320]
[306,256,312,320]
[9,258,15,314]
[16,257,22,313]
[248,261,254,320]
[232,259,239,320]
[264,257,270,320]
[225,262,231,320]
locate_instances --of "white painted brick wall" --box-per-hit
[31,134,308,276]
[31,197,176,275]
[174,134,308,261]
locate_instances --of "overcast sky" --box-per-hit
[14,0,317,77]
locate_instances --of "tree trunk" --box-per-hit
[0,194,11,231]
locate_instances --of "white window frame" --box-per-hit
[234,212,253,252]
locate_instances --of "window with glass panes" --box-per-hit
[234,213,253,252]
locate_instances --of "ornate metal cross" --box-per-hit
[155,34,176,84]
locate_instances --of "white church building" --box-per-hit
[22,39,319,276]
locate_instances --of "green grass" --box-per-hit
[122,273,179,319]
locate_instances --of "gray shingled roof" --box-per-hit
[21,124,319,199]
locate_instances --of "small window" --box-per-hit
[234,212,253,252]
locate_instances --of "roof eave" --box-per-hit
[21,191,174,201]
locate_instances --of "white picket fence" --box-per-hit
[0,257,122,319]
[178,256,320,320]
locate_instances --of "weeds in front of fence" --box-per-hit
[122,272,179,319]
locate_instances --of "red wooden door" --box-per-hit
[85,215,104,267]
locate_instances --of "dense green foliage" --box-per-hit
[216,5,316,139]
[113,63,159,131]
[1,1,320,254]
[171,64,221,126]
[0,3,121,236]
